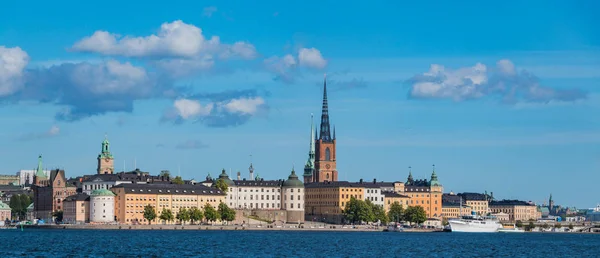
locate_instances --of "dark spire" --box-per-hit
[333,125,336,140]
[319,74,332,142]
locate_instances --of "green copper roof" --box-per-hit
[218,169,235,186]
[35,155,47,179]
[0,202,11,210]
[98,136,113,159]
[283,168,304,187]
[90,189,116,197]
[430,166,441,186]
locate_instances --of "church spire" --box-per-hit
[304,114,316,178]
[319,73,332,142]
[35,154,47,179]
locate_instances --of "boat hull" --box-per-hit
[449,220,502,233]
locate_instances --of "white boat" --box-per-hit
[449,209,502,233]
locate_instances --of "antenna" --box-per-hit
[178,165,181,177]
[123,160,125,172]
[134,158,137,169]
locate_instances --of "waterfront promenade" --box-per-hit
[19,223,443,232]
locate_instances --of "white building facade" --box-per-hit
[90,189,115,223]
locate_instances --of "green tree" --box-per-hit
[555,223,562,229]
[367,201,388,225]
[176,208,190,225]
[442,218,449,226]
[143,205,157,225]
[160,170,171,178]
[9,195,22,219]
[52,210,63,223]
[387,202,404,224]
[172,176,185,185]
[404,206,427,225]
[343,197,373,224]
[568,223,574,230]
[204,203,219,224]
[515,220,523,228]
[18,194,31,219]
[214,179,229,193]
[159,209,174,224]
[526,221,535,231]
[218,202,236,224]
[542,223,550,230]
[189,207,204,225]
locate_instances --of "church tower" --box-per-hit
[314,75,338,182]
[97,135,114,174]
[303,114,316,183]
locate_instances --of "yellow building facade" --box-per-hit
[489,200,540,222]
[383,192,410,213]
[112,184,226,224]
[63,193,90,224]
[304,181,364,222]
[402,167,443,219]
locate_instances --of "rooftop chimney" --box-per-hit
[359,179,363,183]
[373,178,376,183]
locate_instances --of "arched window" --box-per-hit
[325,148,331,161]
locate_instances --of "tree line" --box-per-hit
[142,202,236,225]
[343,197,427,225]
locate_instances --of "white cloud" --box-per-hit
[264,47,326,83]
[48,125,60,135]
[173,98,213,119]
[264,54,297,83]
[298,47,327,69]
[0,46,29,96]
[223,97,265,115]
[202,6,218,17]
[18,125,60,141]
[71,20,256,61]
[408,59,587,103]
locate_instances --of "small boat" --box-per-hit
[498,224,525,233]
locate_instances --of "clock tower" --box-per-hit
[97,135,114,174]
[314,75,338,182]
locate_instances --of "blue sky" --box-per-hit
[1,0,599,207]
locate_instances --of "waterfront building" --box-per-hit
[355,179,396,207]
[0,201,11,222]
[0,175,19,185]
[489,200,539,222]
[97,136,114,174]
[111,184,225,224]
[63,193,90,224]
[32,167,77,221]
[441,193,471,219]
[304,75,338,183]
[304,181,364,223]
[281,169,305,222]
[81,169,170,194]
[402,166,443,219]
[383,192,410,213]
[210,167,305,223]
[457,192,489,215]
[26,203,34,221]
[90,189,115,223]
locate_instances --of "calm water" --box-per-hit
[1,229,598,257]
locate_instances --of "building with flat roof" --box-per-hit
[111,183,226,224]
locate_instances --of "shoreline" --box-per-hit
[14,224,443,232]
[10,224,598,234]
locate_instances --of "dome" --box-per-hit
[90,189,116,197]
[218,169,235,186]
[283,169,304,188]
